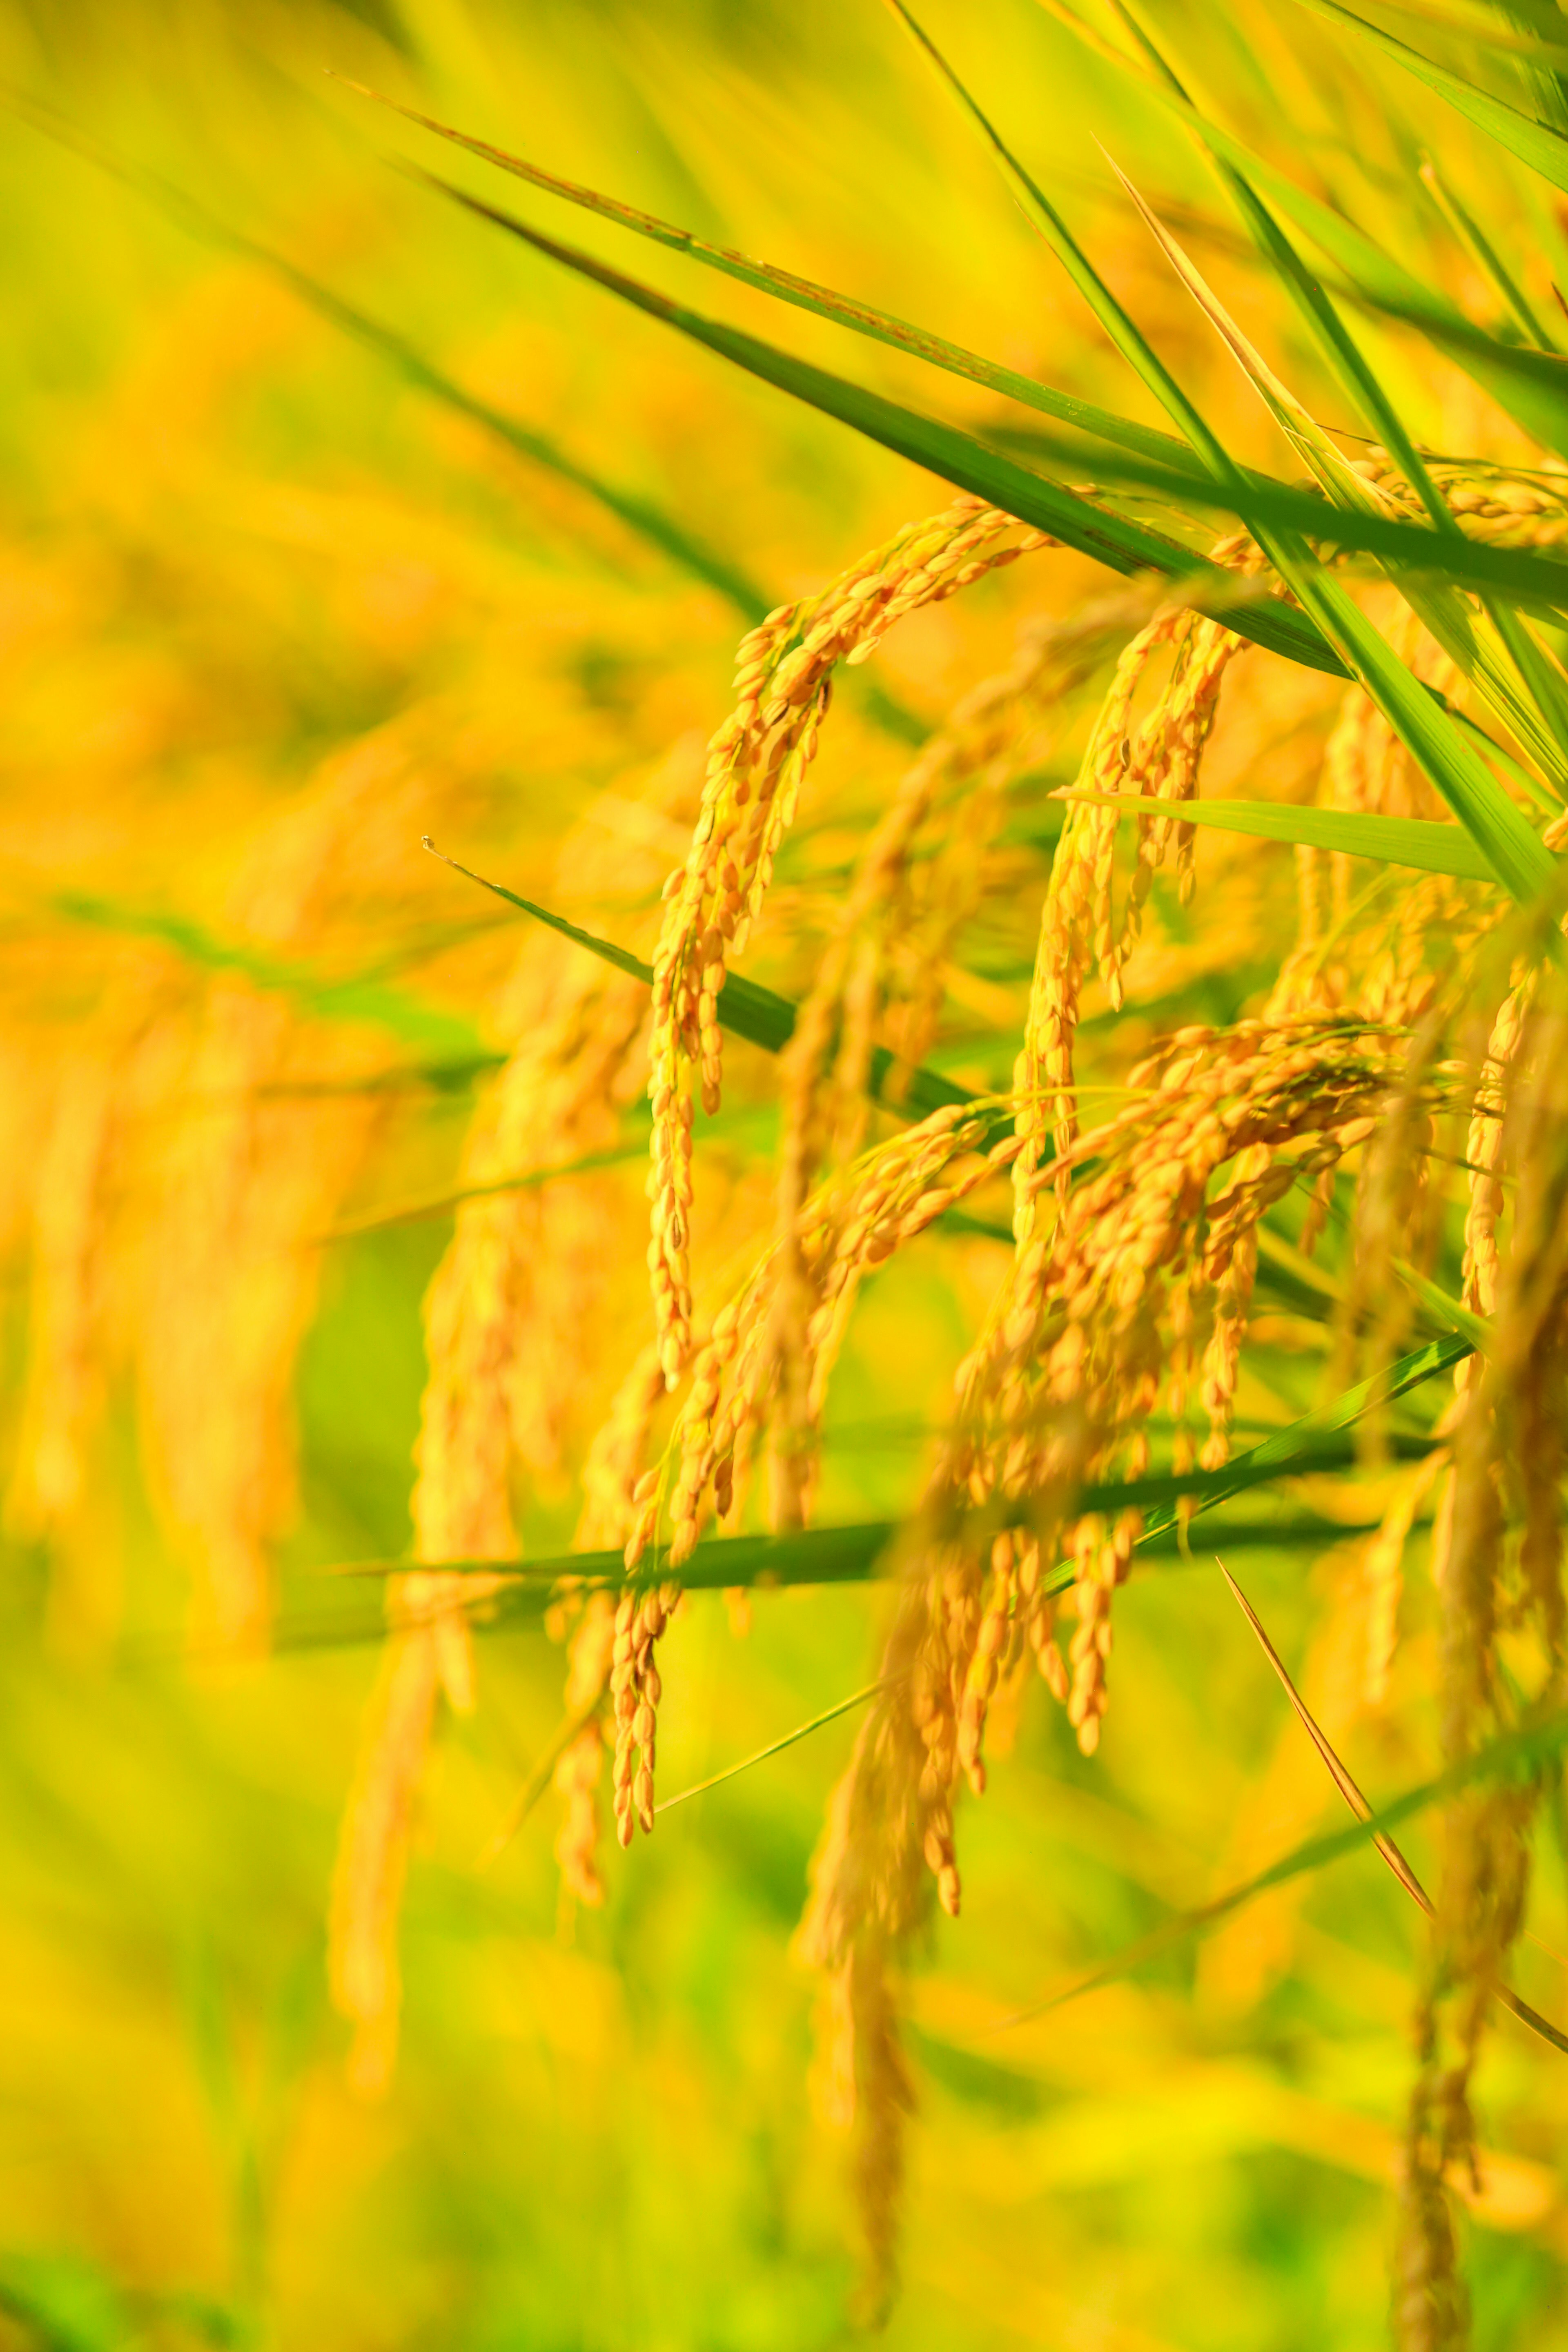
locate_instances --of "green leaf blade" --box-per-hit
[1287,0,1568,195]
[1064,790,1507,879]
[423,843,984,1120]
[1035,1,1568,456]
[352,79,1205,472]
[423,174,1353,676]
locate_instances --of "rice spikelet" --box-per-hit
[1399,968,1568,2338]
[646,499,1054,1385]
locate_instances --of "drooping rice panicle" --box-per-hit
[1401,963,1568,2340]
[635,1100,1017,1575]
[646,499,1054,1385]
[769,584,1178,1502]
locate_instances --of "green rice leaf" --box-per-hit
[880,7,1565,875]
[422,841,980,1122]
[320,1334,1466,1625]
[282,1515,1394,1665]
[428,134,1555,889]
[884,1,1239,482]
[1061,790,1503,880]
[346,78,1200,472]
[1419,153,1560,351]
[1285,0,1568,195]
[1131,1329,1474,1553]
[1104,148,1378,502]
[998,1693,1568,2024]
[441,148,1564,878]
[1281,564,1561,901]
[1393,1257,1494,1350]
[308,1508,1386,1609]
[352,1444,1437,1581]
[261,1504,1416,1652]
[1032,0,1568,455]
[420,173,1348,679]
[1107,5,1456,521]
[984,421,1568,612]
[1096,28,1568,784]
[360,70,1568,687]
[1450,708,1561,812]
[653,1680,892,1814]
[1128,0,1568,785]
[591,1520,889,1595]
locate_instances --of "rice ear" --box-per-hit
[327,1631,442,2096]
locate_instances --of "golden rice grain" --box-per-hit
[646,500,1054,1384]
[1399,966,1568,2319]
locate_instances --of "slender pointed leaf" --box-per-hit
[345,77,1203,471]
[1109,3,1456,524]
[885,0,1239,481]
[1060,788,1504,879]
[251,1512,1389,1657]
[1031,0,1568,456]
[322,1334,1466,1619]
[1420,154,1559,350]
[422,841,980,1122]
[1282,562,1561,900]
[429,180,1557,895]
[996,1696,1568,2026]
[883,7,1561,890]
[1393,1256,1494,1347]
[392,52,1559,817]
[310,1510,1398,1608]
[418,98,1564,889]
[365,67,1568,670]
[1286,0,1568,195]
[1112,147,1568,791]
[420,172,1349,678]
[1103,142,1373,504]
[654,1679,891,1814]
[1223,1564,1568,2052]
[984,421,1568,610]
[1131,1329,1474,1551]
[1103,11,1568,784]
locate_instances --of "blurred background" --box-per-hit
[4,0,1568,2345]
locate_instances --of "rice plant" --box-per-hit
[12,0,1568,2343]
